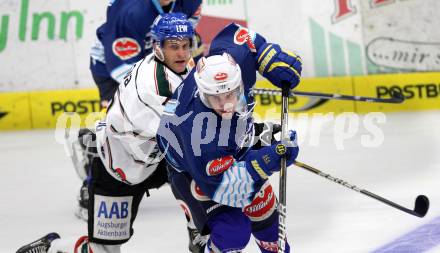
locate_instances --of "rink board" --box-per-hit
[0,92,31,130]
[28,89,104,129]
[254,72,440,120]
[0,72,439,130]
[353,72,440,113]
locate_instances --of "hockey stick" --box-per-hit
[293,161,429,218]
[252,88,405,103]
[277,83,290,253]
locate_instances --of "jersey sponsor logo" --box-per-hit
[190,180,210,201]
[93,195,132,240]
[206,155,234,176]
[243,182,276,222]
[233,27,256,52]
[112,37,141,60]
[114,167,127,181]
[234,28,250,45]
[214,72,228,82]
[97,200,129,219]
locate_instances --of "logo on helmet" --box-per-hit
[176,25,188,33]
[214,72,228,82]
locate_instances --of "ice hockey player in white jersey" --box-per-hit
[74,0,203,224]
[16,13,207,253]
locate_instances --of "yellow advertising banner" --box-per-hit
[1,72,439,131]
[354,72,440,113]
[0,92,31,130]
[29,89,104,129]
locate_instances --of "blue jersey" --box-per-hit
[90,0,201,83]
[158,23,268,208]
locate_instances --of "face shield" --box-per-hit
[202,85,247,117]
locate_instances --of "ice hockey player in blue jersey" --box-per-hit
[157,23,302,252]
[90,0,202,107]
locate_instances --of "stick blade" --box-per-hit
[391,90,405,103]
[414,195,429,217]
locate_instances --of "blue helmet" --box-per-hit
[151,12,195,45]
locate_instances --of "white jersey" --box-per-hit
[96,54,192,185]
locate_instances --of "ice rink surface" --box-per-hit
[1,110,440,253]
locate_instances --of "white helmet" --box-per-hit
[194,53,245,116]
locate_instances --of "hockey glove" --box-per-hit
[245,130,299,181]
[256,43,302,89]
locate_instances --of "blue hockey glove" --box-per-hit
[256,43,302,89]
[245,130,299,181]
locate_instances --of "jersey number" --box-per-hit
[123,66,134,87]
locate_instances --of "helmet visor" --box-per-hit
[200,85,246,117]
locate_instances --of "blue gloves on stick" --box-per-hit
[246,130,299,181]
[256,43,302,89]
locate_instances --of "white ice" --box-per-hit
[1,110,439,253]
